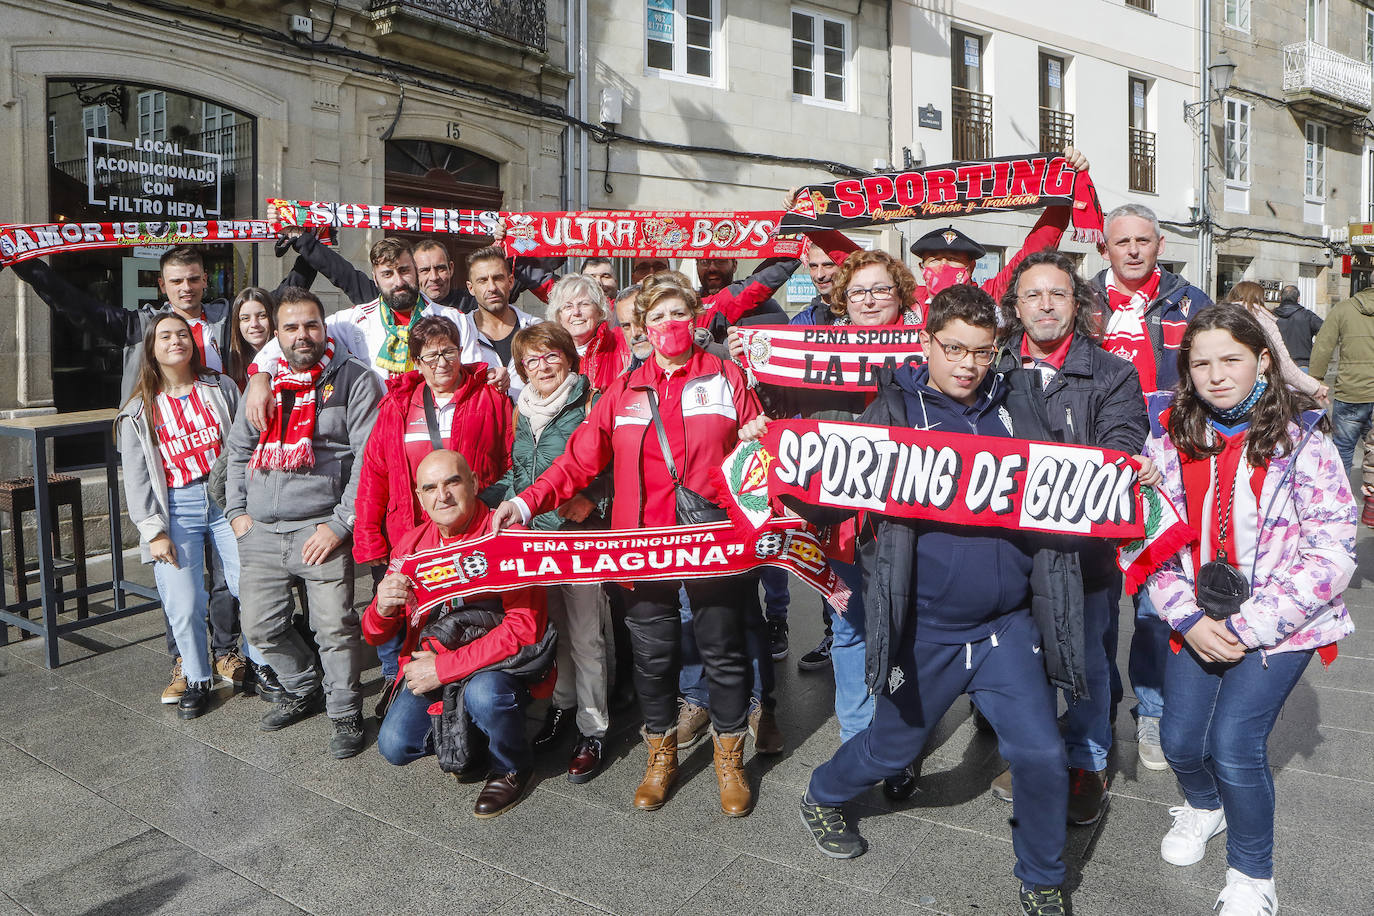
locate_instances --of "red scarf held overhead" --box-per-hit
[250,340,335,471]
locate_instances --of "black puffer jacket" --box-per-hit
[1000,332,1148,586]
[852,366,1087,698]
[421,605,559,774]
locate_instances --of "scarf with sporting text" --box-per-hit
[250,340,335,471]
[375,299,413,375]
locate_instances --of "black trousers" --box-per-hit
[164,543,237,657]
[623,577,750,733]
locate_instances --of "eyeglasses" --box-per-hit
[521,351,565,370]
[844,284,897,304]
[929,331,996,366]
[1018,289,1074,305]
[417,347,462,367]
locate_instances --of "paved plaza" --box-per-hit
[1,540,1372,916]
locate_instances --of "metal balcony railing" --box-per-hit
[952,87,993,161]
[1283,40,1372,111]
[1038,108,1074,154]
[368,0,547,50]
[1129,127,1156,194]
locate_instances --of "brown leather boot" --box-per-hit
[711,727,754,817]
[633,728,678,811]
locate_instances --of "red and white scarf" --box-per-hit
[1103,268,1161,393]
[249,340,335,471]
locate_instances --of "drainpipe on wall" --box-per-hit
[561,0,575,209]
[578,0,589,209]
[1199,0,1213,294]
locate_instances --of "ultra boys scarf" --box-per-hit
[778,154,1105,245]
[390,516,852,618]
[716,420,1192,588]
[249,340,335,472]
[737,324,925,391]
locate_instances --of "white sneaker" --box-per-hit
[1160,803,1227,866]
[1215,868,1277,915]
[1137,716,1169,770]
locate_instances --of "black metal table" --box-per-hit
[0,408,159,667]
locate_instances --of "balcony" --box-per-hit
[1129,127,1156,193]
[366,0,550,75]
[1282,40,1372,118]
[1038,108,1074,154]
[952,88,993,161]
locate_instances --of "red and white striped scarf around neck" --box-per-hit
[250,339,335,472]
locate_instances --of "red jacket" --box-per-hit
[579,320,629,394]
[362,503,552,694]
[354,367,514,564]
[520,348,761,529]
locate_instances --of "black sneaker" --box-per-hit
[177,679,213,720]
[766,617,789,661]
[260,687,324,731]
[800,795,867,859]
[1019,885,1069,916]
[797,635,833,671]
[532,705,575,752]
[249,662,287,703]
[329,713,366,759]
[882,761,920,801]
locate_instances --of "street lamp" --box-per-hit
[1183,49,1239,295]
[1184,50,1237,127]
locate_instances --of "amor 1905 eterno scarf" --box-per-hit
[250,339,335,471]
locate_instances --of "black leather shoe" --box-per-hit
[532,705,575,752]
[473,769,532,818]
[329,713,366,759]
[250,662,287,703]
[259,687,324,731]
[567,734,604,784]
[177,679,213,720]
[883,761,921,801]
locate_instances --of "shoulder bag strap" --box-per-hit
[644,388,682,486]
[422,386,445,451]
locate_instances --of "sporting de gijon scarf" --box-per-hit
[250,339,336,472]
[375,298,413,375]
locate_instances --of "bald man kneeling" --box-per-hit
[363,450,551,818]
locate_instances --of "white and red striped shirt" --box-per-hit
[155,387,224,488]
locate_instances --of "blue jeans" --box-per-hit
[1061,577,1116,770]
[680,579,773,708]
[1161,644,1311,879]
[760,566,790,620]
[1331,399,1374,470]
[810,611,1067,888]
[828,559,872,741]
[1128,590,1171,720]
[152,482,240,685]
[377,669,532,772]
[370,565,402,679]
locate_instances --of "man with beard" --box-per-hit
[250,238,482,385]
[466,246,544,399]
[226,288,382,758]
[278,229,557,312]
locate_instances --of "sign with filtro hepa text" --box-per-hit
[86,136,223,218]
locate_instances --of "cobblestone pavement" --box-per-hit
[1,539,1371,916]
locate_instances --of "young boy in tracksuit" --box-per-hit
[795,285,1086,916]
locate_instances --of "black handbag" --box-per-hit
[645,388,728,525]
[1196,458,1250,620]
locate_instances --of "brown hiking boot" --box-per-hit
[1067,767,1109,826]
[991,766,1013,802]
[712,727,754,817]
[214,651,249,689]
[161,657,187,705]
[675,698,711,751]
[633,728,679,811]
[748,699,784,755]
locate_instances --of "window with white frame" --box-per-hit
[137,90,166,141]
[1366,9,1373,62]
[1306,122,1326,199]
[646,0,716,81]
[1365,147,1374,221]
[1224,98,1250,213]
[1307,0,1327,43]
[1226,0,1250,31]
[82,104,108,139]
[792,9,851,107]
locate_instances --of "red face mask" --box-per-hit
[645,318,694,357]
[922,263,970,295]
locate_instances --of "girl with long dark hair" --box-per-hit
[1143,304,1355,915]
[225,287,275,390]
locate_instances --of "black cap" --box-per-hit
[908,226,986,259]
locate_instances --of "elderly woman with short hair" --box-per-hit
[547,273,627,394]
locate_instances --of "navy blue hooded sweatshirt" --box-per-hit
[893,364,1034,644]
